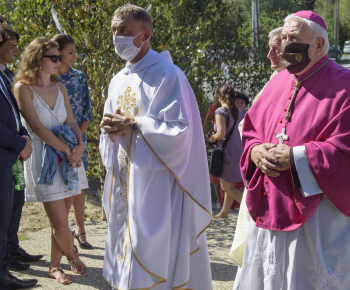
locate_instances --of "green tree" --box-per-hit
[0,0,275,193]
[313,0,350,49]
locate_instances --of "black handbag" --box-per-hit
[208,108,237,177]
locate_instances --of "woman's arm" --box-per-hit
[60,83,85,163]
[80,72,92,135]
[14,83,71,156]
[80,120,90,135]
[208,114,226,143]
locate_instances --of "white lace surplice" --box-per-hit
[235,196,350,290]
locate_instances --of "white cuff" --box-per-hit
[293,145,323,197]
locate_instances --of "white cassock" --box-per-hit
[100,49,213,290]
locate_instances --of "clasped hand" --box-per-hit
[250,143,291,177]
[65,144,84,168]
[100,109,134,140]
[19,137,33,161]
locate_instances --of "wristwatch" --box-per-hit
[131,122,138,132]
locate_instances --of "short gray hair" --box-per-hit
[268,27,283,39]
[284,14,329,55]
[114,4,153,32]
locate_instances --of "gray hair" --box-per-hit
[284,14,329,55]
[114,4,153,32]
[268,27,283,39]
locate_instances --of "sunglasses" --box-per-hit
[43,55,63,63]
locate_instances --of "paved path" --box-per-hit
[14,209,238,289]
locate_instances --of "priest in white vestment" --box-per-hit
[235,11,350,289]
[99,4,212,290]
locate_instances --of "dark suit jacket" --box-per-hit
[0,74,28,168]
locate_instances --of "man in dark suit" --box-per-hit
[0,26,44,273]
[0,15,37,290]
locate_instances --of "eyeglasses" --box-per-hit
[43,55,63,63]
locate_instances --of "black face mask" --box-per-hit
[280,41,311,74]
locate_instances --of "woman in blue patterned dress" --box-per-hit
[52,34,93,248]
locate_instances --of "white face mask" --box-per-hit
[113,30,144,62]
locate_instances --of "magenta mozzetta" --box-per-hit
[241,55,350,231]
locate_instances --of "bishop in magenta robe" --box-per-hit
[235,10,350,290]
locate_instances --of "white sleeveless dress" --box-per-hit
[23,85,88,202]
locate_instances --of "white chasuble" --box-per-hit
[100,49,213,290]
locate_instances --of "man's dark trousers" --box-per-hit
[6,181,24,256]
[0,167,14,286]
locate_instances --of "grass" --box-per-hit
[338,59,350,65]
[18,235,30,242]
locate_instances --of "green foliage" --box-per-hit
[0,0,302,191]
[18,235,30,242]
[314,0,350,49]
[1,0,347,198]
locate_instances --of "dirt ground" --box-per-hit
[19,191,103,238]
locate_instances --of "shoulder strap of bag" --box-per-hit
[29,85,64,126]
[224,107,230,127]
[221,111,237,149]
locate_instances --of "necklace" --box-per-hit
[276,58,330,145]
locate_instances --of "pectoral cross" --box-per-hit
[276,127,288,144]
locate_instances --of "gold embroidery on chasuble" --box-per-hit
[117,144,132,267]
[118,148,128,203]
[115,85,142,275]
[117,87,137,115]
[118,218,131,268]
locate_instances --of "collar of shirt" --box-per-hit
[0,63,6,73]
[124,49,157,75]
[0,74,20,131]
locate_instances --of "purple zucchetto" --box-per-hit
[293,10,327,31]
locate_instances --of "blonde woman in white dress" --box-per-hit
[13,38,87,285]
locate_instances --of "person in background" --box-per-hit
[14,37,87,285]
[208,84,244,218]
[0,15,37,290]
[203,100,221,207]
[203,100,219,133]
[233,92,249,112]
[0,26,44,273]
[52,34,93,249]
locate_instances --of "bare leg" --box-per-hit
[214,184,221,207]
[43,197,85,275]
[214,192,234,218]
[214,180,243,218]
[73,189,88,243]
[44,198,73,269]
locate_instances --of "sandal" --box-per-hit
[68,245,86,274]
[72,229,93,249]
[49,267,72,284]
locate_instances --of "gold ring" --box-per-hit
[261,164,266,171]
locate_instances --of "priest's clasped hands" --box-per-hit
[250,143,291,177]
[100,109,135,140]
